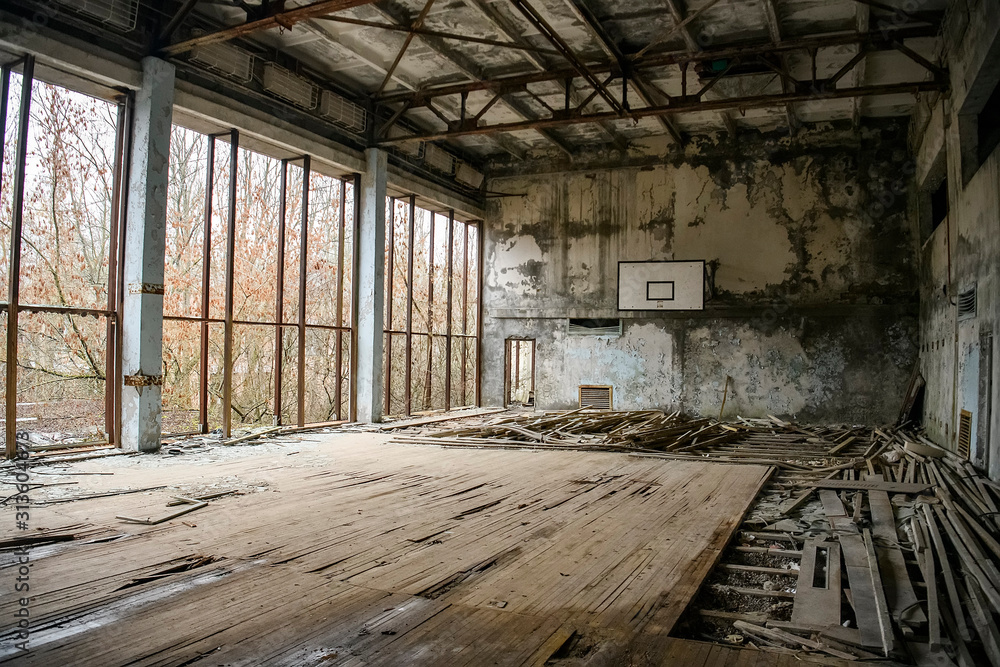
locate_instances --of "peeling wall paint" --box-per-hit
[482,123,919,423]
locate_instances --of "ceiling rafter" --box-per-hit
[160,0,379,56]
[377,80,946,145]
[564,0,685,145]
[661,0,738,136]
[371,0,575,156]
[853,4,870,128]
[760,0,800,135]
[463,0,630,152]
[374,25,939,105]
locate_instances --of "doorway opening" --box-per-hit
[504,339,535,408]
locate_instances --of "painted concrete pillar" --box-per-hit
[355,148,387,422]
[120,57,175,452]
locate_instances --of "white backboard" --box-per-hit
[618,261,705,311]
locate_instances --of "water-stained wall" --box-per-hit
[482,123,919,423]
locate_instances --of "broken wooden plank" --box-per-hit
[866,474,925,625]
[804,479,931,494]
[791,539,842,627]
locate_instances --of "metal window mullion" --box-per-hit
[274,158,288,426]
[5,56,33,460]
[199,135,215,433]
[424,210,435,412]
[384,196,395,414]
[463,221,471,397]
[297,155,310,427]
[104,100,127,445]
[405,195,415,416]
[334,177,346,421]
[114,91,134,447]
[475,221,484,407]
[221,129,238,438]
[444,210,454,412]
[349,174,361,423]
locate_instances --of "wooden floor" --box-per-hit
[0,433,772,666]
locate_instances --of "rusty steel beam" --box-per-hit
[378,80,946,144]
[509,0,623,115]
[334,177,346,421]
[375,25,938,105]
[5,56,32,460]
[199,134,215,433]
[160,0,379,56]
[273,158,288,425]
[565,0,682,144]
[404,195,415,416]
[297,155,310,427]
[376,0,436,96]
[314,15,562,55]
[221,130,239,438]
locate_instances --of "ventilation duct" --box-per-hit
[568,318,622,336]
[190,43,254,83]
[262,63,317,109]
[319,91,367,133]
[455,162,484,189]
[55,0,137,31]
[386,125,424,158]
[423,144,455,174]
[958,285,977,320]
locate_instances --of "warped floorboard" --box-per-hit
[0,433,771,666]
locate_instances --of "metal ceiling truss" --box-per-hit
[372,22,945,145]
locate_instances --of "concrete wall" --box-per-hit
[912,0,1000,477]
[482,124,919,423]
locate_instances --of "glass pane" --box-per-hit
[0,310,6,416]
[17,312,108,445]
[342,181,355,327]
[209,140,232,320]
[303,327,339,423]
[410,334,429,412]
[385,331,406,416]
[282,165,303,324]
[206,323,225,431]
[431,213,450,335]
[233,149,280,323]
[305,173,342,326]
[231,323,275,427]
[0,71,23,301]
[165,126,207,319]
[279,327,298,425]
[162,319,202,434]
[338,329,350,420]
[389,199,408,332]
[466,223,479,336]
[464,337,477,407]
[19,81,117,310]
[452,220,467,335]
[411,207,431,335]
[450,334,464,409]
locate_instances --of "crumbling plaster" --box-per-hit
[482,124,919,423]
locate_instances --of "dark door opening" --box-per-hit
[504,339,535,408]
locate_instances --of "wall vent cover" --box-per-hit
[579,385,612,410]
[958,285,977,320]
[958,409,973,459]
[569,318,621,336]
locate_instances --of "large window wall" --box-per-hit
[163,126,354,436]
[1,56,127,455]
[383,196,480,417]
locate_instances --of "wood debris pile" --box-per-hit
[392,409,1000,665]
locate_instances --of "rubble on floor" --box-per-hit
[392,410,1000,666]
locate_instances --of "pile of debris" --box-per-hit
[392,410,1000,665]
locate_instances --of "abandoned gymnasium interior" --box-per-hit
[0,0,999,664]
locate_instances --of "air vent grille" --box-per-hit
[958,409,973,459]
[319,91,366,132]
[261,63,317,109]
[569,318,621,336]
[579,385,612,410]
[55,0,137,31]
[190,43,254,82]
[958,286,977,320]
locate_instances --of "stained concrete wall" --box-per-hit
[912,0,1000,478]
[483,124,919,423]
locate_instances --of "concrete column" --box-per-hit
[121,57,175,452]
[355,148,387,422]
